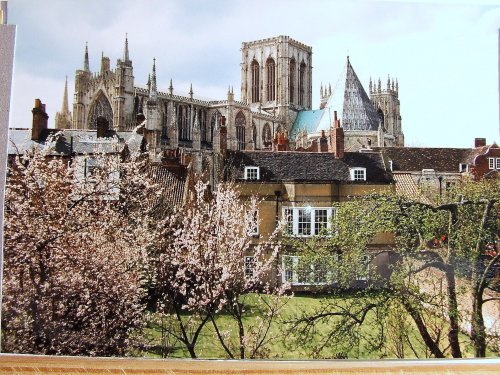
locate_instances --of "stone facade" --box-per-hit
[55,35,403,169]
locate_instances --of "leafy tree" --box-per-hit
[286,178,499,358]
[3,138,162,355]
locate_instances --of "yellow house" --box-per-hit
[224,149,396,290]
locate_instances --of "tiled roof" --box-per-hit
[373,147,469,173]
[225,150,392,184]
[8,129,144,156]
[392,172,432,204]
[149,164,187,209]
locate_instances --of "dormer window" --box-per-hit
[244,166,260,180]
[350,167,366,181]
[459,163,468,173]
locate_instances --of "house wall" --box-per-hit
[236,180,397,289]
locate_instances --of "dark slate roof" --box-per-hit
[8,129,144,156]
[372,147,470,173]
[225,150,392,183]
[343,151,393,183]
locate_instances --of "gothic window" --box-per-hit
[289,58,296,104]
[266,57,276,102]
[200,109,209,143]
[251,59,260,103]
[88,91,113,130]
[262,123,272,148]
[161,109,168,144]
[178,105,191,141]
[252,122,257,148]
[235,111,246,151]
[299,62,306,106]
[377,108,385,128]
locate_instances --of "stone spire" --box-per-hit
[189,83,193,99]
[83,42,90,72]
[55,76,73,129]
[168,78,173,95]
[61,75,69,113]
[149,58,157,100]
[123,33,130,63]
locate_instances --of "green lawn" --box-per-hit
[134,294,488,360]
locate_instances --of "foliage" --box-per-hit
[286,178,499,358]
[2,138,162,355]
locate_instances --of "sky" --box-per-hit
[6,0,500,148]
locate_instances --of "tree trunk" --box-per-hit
[470,257,487,357]
[402,299,445,358]
[444,265,462,358]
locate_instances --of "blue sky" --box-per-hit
[7,0,500,147]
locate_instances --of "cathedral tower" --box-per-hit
[114,34,135,131]
[240,35,312,132]
[369,75,404,146]
[73,42,91,129]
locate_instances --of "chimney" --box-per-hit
[329,110,344,159]
[320,130,328,152]
[219,116,227,155]
[31,99,49,141]
[474,138,486,148]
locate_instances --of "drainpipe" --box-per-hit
[275,190,281,227]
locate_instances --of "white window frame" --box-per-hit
[282,207,336,237]
[244,166,260,180]
[281,254,338,286]
[245,208,259,236]
[388,160,393,171]
[349,167,366,181]
[488,158,495,170]
[459,163,468,173]
[356,255,371,281]
[244,256,256,278]
[496,158,500,170]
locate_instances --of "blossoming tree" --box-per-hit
[3,138,163,355]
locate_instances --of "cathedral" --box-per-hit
[55,35,404,163]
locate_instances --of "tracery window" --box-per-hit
[200,109,209,143]
[178,105,191,141]
[252,122,257,148]
[88,91,113,130]
[299,62,306,106]
[235,111,246,151]
[262,123,272,148]
[289,58,296,104]
[266,58,276,102]
[251,59,260,103]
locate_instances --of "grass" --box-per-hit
[135,294,492,360]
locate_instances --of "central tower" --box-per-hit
[240,35,312,132]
